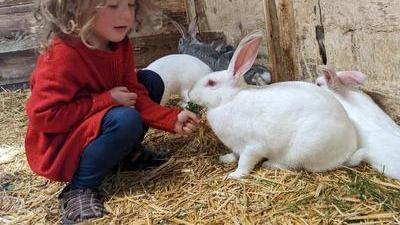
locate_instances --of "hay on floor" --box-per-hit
[1,90,399,225]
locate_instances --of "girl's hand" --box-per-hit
[110,86,138,107]
[174,110,201,135]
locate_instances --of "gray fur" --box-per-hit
[172,19,272,86]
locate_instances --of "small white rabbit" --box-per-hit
[145,54,212,106]
[188,31,358,178]
[316,65,400,180]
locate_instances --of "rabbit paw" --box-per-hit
[227,170,248,179]
[219,153,237,164]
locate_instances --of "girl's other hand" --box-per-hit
[174,110,201,135]
[110,86,138,107]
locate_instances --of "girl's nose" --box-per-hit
[120,7,134,20]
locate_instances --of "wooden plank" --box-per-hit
[275,0,297,81]
[263,0,296,82]
[0,0,33,7]
[0,49,36,86]
[130,0,188,37]
[184,0,197,22]
[0,3,36,53]
[132,31,225,68]
[263,0,280,82]
[132,34,181,68]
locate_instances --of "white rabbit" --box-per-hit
[316,65,400,180]
[188,31,358,178]
[145,54,212,106]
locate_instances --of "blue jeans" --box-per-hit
[70,70,165,188]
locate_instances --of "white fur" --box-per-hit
[188,32,358,178]
[145,54,212,106]
[316,66,400,180]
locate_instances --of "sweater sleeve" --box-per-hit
[26,58,115,133]
[123,41,181,132]
[126,72,181,132]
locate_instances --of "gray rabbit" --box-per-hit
[171,19,271,86]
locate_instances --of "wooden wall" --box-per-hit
[187,0,298,83]
[0,0,36,89]
[293,0,400,122]
[188,0,400,122]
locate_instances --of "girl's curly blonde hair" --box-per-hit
[35,0,167,51]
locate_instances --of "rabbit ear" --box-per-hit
[171,20,188,39]
[337,71,368,86]
[316,65,340,86]
[188,17,199,37]
[227,31,263,81]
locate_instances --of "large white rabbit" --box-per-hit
[316,66,400,180]
[188,31,359,178]
[145,54,212,106]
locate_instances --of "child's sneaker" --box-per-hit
[59,184,107,224]
[121,145,170,171]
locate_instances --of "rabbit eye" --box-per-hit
[207,80,216,87]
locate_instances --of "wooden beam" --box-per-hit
[132,31,224,68]
[0,0,33,8]
[263,0,297,82]
[184,0,197,23]
[276,0,297,81]
[0,49,36,86]
[263,0,280,82]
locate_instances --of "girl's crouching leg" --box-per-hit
[71,106,144,188]
[60,107,144,223]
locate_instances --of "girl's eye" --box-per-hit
[108,4,118,9]
[128,3,137,8]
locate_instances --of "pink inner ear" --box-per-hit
[319,66,338,86]
[233,38,261,77]
[337,71,368,86]
[188,17,199,36]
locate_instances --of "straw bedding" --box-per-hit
[1,90,399,224]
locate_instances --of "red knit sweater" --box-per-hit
[25,37,181,182]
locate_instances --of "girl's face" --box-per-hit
[91,0,136,50]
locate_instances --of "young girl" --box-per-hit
[26,0,200,223]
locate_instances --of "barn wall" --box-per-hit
[188,0,270,67]
[293,0,400,122]
[191,0,400,122]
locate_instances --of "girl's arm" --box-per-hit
[26,67,115,133]
[124,70,180,132]
[123,42,180,132]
